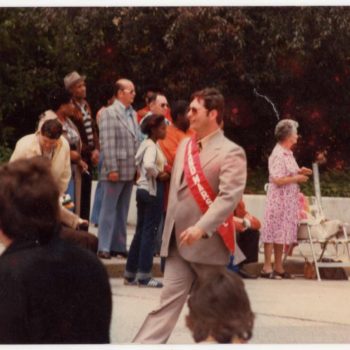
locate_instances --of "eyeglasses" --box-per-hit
[161,103,169,108]
[123,88,136,94]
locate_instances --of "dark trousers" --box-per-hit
[125,183,164,280]
[80,166,92,223]
[60,226,98,253]
[236,229,260,265]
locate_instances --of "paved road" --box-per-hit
[110,277,350,344]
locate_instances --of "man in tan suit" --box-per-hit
[133,88,247,343]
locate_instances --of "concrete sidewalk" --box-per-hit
[110,277,350,344]
[0,225,349,344]
[98,225,350,344]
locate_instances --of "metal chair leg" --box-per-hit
[307,224,321,281]
[342,225,350,259]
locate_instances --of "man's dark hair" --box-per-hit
[49,89,72,112]
[141,114,165,137]
[191,88,225,124]
[41,119,63,140]
[0,157,60,244]
[171,100,189,123]
[186,268,254,344]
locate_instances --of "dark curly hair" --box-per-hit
[0,157,60,244]
[140,114,165,137]
[48,88,72,112]
[186,268,254,344]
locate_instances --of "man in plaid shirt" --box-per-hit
[97,79,141,259]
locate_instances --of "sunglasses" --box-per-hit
[161,103,169,108]
[188,106,208,115]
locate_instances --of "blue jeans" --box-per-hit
[90,154,104,225]
[66,176,75,213]
[125,183,164,280]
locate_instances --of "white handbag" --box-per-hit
[298,216,342,242]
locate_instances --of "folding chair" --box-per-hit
[296,197,350,281]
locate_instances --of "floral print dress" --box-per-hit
[261,143,300,245]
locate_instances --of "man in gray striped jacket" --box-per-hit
[98,79,141,259]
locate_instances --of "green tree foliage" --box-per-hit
[1,7,350,179]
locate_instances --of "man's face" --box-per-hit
[187,98,210,133]
[120,82,136,106]
[70,80,86,99]
[39,134,58,153]
[150,95,169,116]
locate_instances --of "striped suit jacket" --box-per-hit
[99,100,141,181]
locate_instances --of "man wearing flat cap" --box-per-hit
[64,71,99,223]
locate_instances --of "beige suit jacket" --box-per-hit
[160,130,247,265]
[10,133,71,196]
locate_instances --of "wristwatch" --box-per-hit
[202,231,214,239]
[242,218,251,229]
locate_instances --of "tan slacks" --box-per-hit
[133,241,222,344]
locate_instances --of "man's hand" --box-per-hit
[108,171,119,182]
[299,167,313,176]
[157,171,170,182]
[179,226,205,246]
[91,149,100,167]
[79,160,89,173]
[70,150,81,163]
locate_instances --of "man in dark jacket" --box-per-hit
[0,157,111,344]
[64,71,99,222]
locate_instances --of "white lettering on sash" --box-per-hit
[188,155,196,176]
[193,174,200,185]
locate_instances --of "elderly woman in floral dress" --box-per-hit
[261,119,312,279]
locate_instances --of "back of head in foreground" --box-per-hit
[0,157,59,245]
[0,158,112,344]
[186,268,254,344]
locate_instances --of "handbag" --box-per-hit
[298,219,342,242]
[304,258,348,280]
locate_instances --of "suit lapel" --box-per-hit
[114,102,136,138]
[177,131,224,191]
[175,143,187,189]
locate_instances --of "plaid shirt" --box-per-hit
[99,99,141,181]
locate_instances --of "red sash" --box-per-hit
[183,137,235,253]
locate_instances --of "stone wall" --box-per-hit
[91,182,350,226]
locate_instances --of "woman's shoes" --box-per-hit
[260,269,294,279]
[273,271,294,279]
[260,270,276,279]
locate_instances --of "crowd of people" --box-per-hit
[0,71,314,344]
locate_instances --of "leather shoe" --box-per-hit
[111,251,128,259]
[237,268,258,279]
[97,251,111,260]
